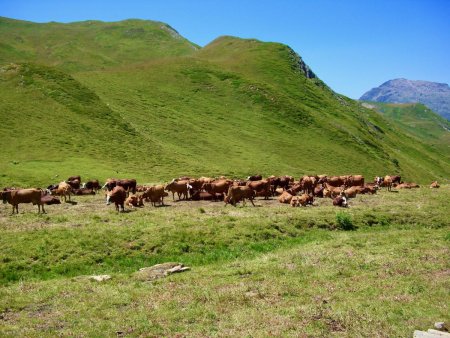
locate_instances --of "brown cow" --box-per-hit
[66,179,81,189]
[246,179,272,199]
[82,179,100,192]
[343,186,359,198]
[300,176,316,194]
[67,175,81,182]
[191,191,221,201]
[390,175,402,184]
[224,186,256,206]
[165,179,191,200]
[233,179,247,187]
[384,175,393,191]
[103,179,137,194]
[430,181,440,188]
[106,186,127,212]
[72,188,96,195]
[188,179,204,192]
[286,183,302,196]
[355,185,377,195]
[323,184,344,198]
[333,195,348,207]
[52,181,72,202]
[291,194,314,207]
[271,176,293,194]
[41,195,61,205]
[278,191,294,204]
[1,189,46,214]
[125,194,144,208]
[198,176,214,184]
[142,185,167,206]
[317,175,328,184]
[345,175,364,187]
[314,184,325,198]
[326,176,345,187]
[203,180,231,200]
[395,182,420,189]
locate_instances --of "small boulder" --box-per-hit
[434,322,448,331]
[134,262,190,281]
[89,275,111,282]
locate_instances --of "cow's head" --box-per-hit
[1,190,11,204]
[165,180,174,191]
[342,196,348,207]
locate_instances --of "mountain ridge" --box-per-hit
[360,78,450,120]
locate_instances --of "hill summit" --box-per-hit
[360,78,450,120]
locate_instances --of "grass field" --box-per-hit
[1,17,449,336]
[0,186,448,336]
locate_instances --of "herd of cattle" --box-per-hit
[0,173,441,214]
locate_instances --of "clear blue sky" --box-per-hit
[2,0,449,99]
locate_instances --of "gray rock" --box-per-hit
[434,322,448,331]
[134,262,190,281]
[89,274,111,282]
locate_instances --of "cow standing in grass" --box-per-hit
[165,179,191,201]
[224,186,256,206]
[106,186,127,212]
[143,185,168,206]
[1,189,46,214]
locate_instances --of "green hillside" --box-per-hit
[362,102,450,155]
[0,18,449,186]
[0,17,198,72]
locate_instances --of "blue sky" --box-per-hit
[2,0,449,99]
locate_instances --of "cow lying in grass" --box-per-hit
[430,181,440,188]
[125,194,144,208]
[290,193,314,207]
[333,195,348,207]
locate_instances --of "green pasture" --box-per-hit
[0,187,449,336]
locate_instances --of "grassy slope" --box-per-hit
[75,36,450,182]
[363,102,450,156]
[0,63,155,186]
[0,187,448,336]
[0,16,198,72]
[0,19,449,187]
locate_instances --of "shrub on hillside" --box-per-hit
[336,212,356,231]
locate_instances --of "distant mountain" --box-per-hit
[360,79,450,120]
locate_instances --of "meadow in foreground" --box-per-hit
[0,186,449,336]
